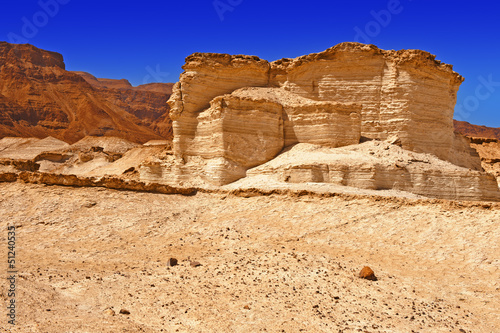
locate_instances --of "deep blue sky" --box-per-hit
[1,0,500,127]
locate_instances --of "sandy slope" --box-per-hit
[0,182,498,332]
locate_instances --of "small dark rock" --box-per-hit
[166,258,178,267]
[119,309,130,315]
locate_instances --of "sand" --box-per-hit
[0,182,498,332]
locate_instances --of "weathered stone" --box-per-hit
[168,42,473,169]
[166,258,178,267]
[246,142,500,202]
[190,261,202,267]
[359,266,377,281]
[119,309,130,315]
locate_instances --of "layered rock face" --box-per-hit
[162,42,484,187]
[271,44,464,162]
[246,142,500,202]
[175,87,362,184]
[0,42,172,143]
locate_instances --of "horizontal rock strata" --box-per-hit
[168,42,475,173]
[246,142,500,202]
[0,171,196,196]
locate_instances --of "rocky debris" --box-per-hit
[359,266,377,281]
[17,137,166,178]
[0,159,39,172]
[190,261,202,267]
[0,172,17,182]
[119,309,130,315]
[464,136,500,186]
[167,258,178,267]
[0,171,197,196]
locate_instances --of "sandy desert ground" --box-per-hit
[0,182,499,332]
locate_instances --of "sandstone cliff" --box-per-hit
[138,42,500,201]
[169,43,475,169]
[0,42,171,143]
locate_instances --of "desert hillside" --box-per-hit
[0,42,171,144]
[0,182,498,332]
[454,120,500,140]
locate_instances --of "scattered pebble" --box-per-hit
[359,266,377,281]
[190,261,202,267]
[167,258,178,267]
[119,309,130,315]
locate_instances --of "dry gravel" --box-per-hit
[0,182,499,332]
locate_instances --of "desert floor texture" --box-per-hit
[0,182,499,332]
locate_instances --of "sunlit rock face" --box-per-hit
[140,42,499,201]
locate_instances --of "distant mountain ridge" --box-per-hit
[0,42,173,144]
[454,120,500,140]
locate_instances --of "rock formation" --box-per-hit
[140,43,496,199]
[168,43,480,175]
[245,141,500,202]
[453,122,500,185]
[465,137,500,186]
[0,42,172,143]
[0,136,69,160]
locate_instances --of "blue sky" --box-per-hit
[1,0,500,127]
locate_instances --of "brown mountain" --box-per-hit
[72,71,173,139]
[454,120,500,140]
[0,42,172,144]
